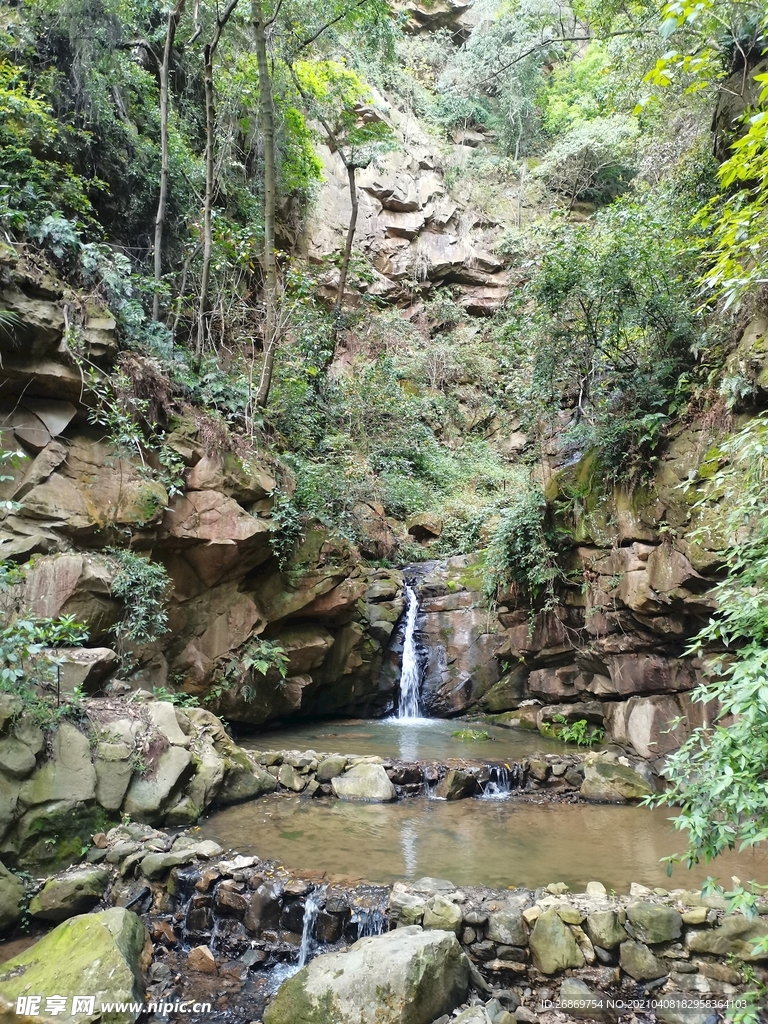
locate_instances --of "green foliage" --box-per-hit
[106,549,171,655]
[648,415,768,866]
[532,113,640,204]
[505,185,710,478]
[552,715,605,747]
[0,58,97,232]
[150,686,199,708]
[0,614,89,728]
[696,73,768,308]
[451,728,490,741]
[483,484,561,607]
[212,636,289,705]
[540,44,613,135]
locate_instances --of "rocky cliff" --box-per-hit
[0,246,405,726]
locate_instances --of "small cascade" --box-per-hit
[480,763,524,800]
[297,890,322,969]
[353,906,387,937]
[397,585,423,719]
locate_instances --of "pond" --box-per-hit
[236,716,571,763]
[200,794,768,892]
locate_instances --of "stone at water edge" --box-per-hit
[423,894,462,934]
[0,860,24,934]
[559,978,617,1022]
[619,939,667,981]
[28,866,110,921]
[585,910,626,950]
[263,925,470,1024]
[686,914,768,960]
[434,769,477,800]
[0,907,149,1024]
[528,908,584,974]
[580,755,653,803]
[331,762,396,802]
[626,901,682,944]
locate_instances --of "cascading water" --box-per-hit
[297,890,322,968]
[481,763,524,800]
[397,585,423,719]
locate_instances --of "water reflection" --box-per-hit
[239,717,570,763]
[202,794,768,892]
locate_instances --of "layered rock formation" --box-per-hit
[301,104,511,314]
[0,248,406,725]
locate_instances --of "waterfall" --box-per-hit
[353,907,386,937]
[397,585,423,719]
[297,891,322,968]
[481,763,524,800]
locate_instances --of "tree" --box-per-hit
[153,0,187,321]
[290,59,395,348]
[196,0,242,361]
[248,0,392,408]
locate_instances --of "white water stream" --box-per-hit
[396,585,423,719]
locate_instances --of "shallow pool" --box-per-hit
[200,794,768,892]
[236,716,570,763]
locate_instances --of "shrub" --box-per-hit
[483,484,561,607]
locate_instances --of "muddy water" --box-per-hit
[200,795,768,892]
[237,717,570,762]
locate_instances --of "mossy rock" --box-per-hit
[0,908,149,1023]
[450,729,490,742]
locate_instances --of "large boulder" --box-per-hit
[585,910,626,950]
[626,902,682,944]
[580,755,653,803]
[122,746,193,821]
[619,939,667,980]
[686,915,768,960]
[434,769,477,800]
[263,925,470,1024]
[29,866,110,922]
[332,763,396,802]
[0,908,149,1023]
[0,859,24,934]
[18,722,96,806]
[529,909,584,974]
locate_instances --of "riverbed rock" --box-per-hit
[529,909,584,974]
[619,939,667,980]
[390,887,427,926]
[585,910,626,949]
[332,763,396,802]
[18,721,96,805]
[423,894,463,934]
[317,755,348,781]
[263,925,470,1024]
[434,769,477,800]
[28,866,109,921]
[626,901,682,944]
[218,763,278,804]
[122,746,193,820]
[686,915,768,960]
[580,756,653,803]
[0,860,24,934]
[559,978,616,1022]
[0,907,149,1022]
[487,905,527,947]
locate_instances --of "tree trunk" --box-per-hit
[252,0,279,409]
[196,0,240,362]
[334,160,358,325]
[153,0,186,322]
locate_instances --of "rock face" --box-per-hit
[331,763,396,802]
[302,108,510,314]
[263,925,470,1024]
[0,859,24,933]
[0,908,149,1023]
[0,698,268,862]
[410,557,505,716]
